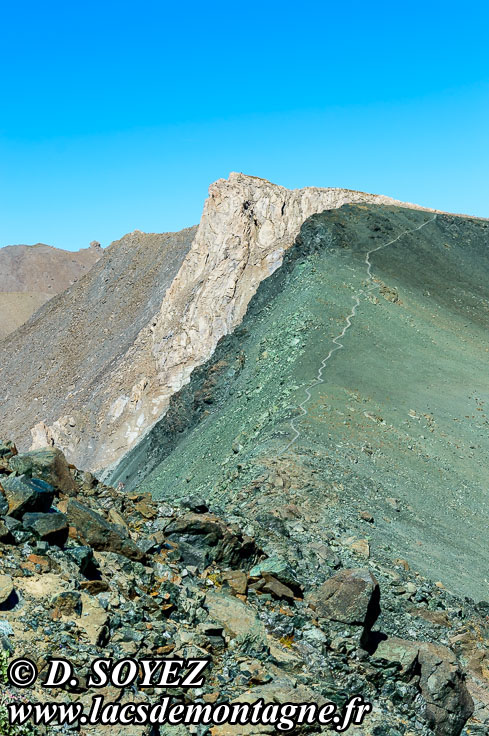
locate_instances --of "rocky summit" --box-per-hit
[0,174,437,473]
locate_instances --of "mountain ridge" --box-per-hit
[0,173,479,477]
[110,203,489,603]
[0,240,102,338]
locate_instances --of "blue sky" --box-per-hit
[1,1,488,250]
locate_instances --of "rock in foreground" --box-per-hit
[0,439,482,735]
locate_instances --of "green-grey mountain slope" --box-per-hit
[110,204,489,602]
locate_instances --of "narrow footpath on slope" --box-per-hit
[283,214,437,453]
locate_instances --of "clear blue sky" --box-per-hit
[1,1,488,251]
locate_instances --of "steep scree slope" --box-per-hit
[0,228,195,465]
[0,242,102,338]
[110,204,489,603]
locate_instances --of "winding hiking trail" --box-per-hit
[283,214,437,453]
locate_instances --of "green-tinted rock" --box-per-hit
[22,511,68,545]
[9,448,76,494]
[0,491,8,516]
[373,636,419,678]
[0,440,17,459]
[249,555,299,591]
[65,545,96,575]
[1,475,54,519]
[66,500,144,561]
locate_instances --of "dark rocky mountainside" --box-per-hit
[0,242,102,339]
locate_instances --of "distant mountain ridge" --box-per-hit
[0,241,102,338]
[0,227,196,466]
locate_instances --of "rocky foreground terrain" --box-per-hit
[1,440,489,735]
[0,242,102,339]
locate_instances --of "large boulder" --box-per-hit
[9,448,77,494]
[418,642,474,736]
[165,513,259,570]
[1,475,54,519]
[205,591,268,657]
[308,568,380,629]
[22,511,68,545]
[65,500,144,561]
[374,637,473,735]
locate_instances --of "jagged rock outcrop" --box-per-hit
[144,175,437,432]
[0,174,439,472]
[0,242,102,338]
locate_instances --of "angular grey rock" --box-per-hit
[9,447,77,494]
[205,591,268,656]
[418,642,474,736]
[165,513,259,570]
[66,500,144,562]
[308,568,380,629]
[1,475,54,519]
[249,555,299,591]
[374,637,473,736]
[22,511,68,545]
